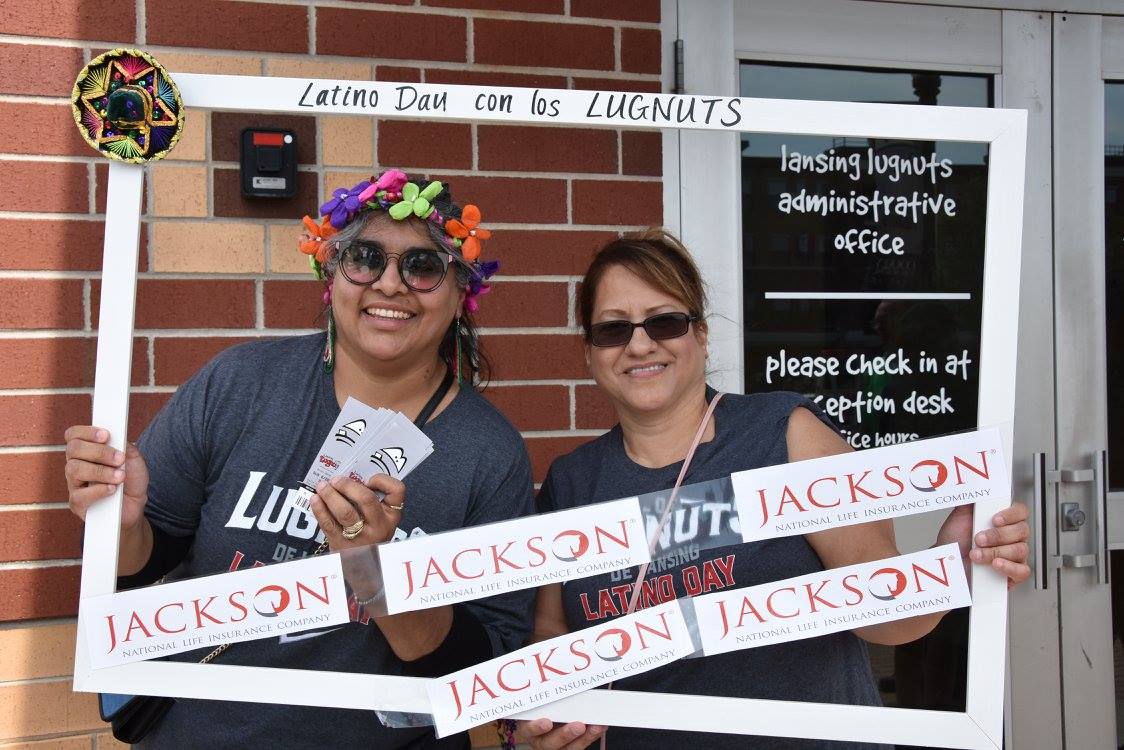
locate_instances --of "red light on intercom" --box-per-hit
[251,131,285,147]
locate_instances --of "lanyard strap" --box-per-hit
[624,392,723,615]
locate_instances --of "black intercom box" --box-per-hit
[240,128,297,198]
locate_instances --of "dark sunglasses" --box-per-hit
[589,311,699,347]
[336,240,452,293]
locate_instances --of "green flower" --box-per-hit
[389,181,443,220]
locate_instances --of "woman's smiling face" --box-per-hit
[586,264,708,417]
[330,215,463,370]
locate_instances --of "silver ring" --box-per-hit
[341,519,365,540]
[385,502,404,512]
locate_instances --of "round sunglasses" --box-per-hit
[589,311,699,347]
[336,240,452,293]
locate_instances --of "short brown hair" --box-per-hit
[578,229,708,340]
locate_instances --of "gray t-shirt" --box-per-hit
[135,333,534,749]
[537,390,882,750]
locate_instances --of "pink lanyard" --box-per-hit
[625,392,723,614]
[600,393,723,750]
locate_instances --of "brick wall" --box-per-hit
[0,0,662,746]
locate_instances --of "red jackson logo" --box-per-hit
[713,556,953,639]
[445,610,677,720]
[399,521,633,600]
[751,450,991,528]
[102,575,335,653]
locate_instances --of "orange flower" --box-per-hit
[298,215,338,264]
[445,205,491,262]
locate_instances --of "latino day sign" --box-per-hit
[83,555,350,668]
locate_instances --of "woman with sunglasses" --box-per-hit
[63,170,534,748]
[516,229,1031,750]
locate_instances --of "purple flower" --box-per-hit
[320,180,372,229]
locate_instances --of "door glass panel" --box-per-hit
[1104,80,1124,748]
[1105,83,1124,494]
[739,62,992,728]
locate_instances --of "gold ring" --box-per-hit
[341,519,365,540]
[385,502,405,512]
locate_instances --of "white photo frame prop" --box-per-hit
[74,72,1027,749]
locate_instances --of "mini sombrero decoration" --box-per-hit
[71,48,185,163]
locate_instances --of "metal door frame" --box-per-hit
[668,1,1069,746]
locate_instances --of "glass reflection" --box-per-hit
[740,62,992,740]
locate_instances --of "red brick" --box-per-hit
[318,8,466,62]
[572,179,661,225]
[2,161,88,213]
[421,0,562,12]
[477,125,617,174]
[573,77,661,94]
[377,66,422,83]
[570,0,660,23]
[526,436,589,484]
[211,112,315,165]
[263,280,326,329]
[481,333,586,380]
[475,19,614,71]
[488,229,612,276]
[0,509,82,563]
[153,336,255,386]
[622,130,661,176]
[0,393,91,447]
[0,279,83,330]
[147,0,307,53]
[129,391,173,441]
[0,102,88,157]
[213,168,319,220]
[0,337,145,389]
[483,385,568,431]
[0,44,86,96]
[377,120,472,171]
[0,219,103,271]
[0,452,67,505]
[474,281,568,328]
[575,383,617,429]
[424,68,567,90]
[446,176,568,224]
[92,279,256,329]
[0,0,135,42]
[0,565,80,621]
[94,161,149,215]
[621,28,661,74]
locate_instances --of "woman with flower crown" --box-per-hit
[63,169,531,748]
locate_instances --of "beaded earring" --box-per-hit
[323,306,335,373]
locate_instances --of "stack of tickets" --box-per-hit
[289,397,434,512]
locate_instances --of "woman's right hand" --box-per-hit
[64,426,149,531]
[515,718,606,750]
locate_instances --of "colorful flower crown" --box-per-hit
[298,169,497,312]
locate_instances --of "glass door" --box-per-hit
[673,1,1066,746]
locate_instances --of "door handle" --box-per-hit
[1033,450,1110,589]
[1032,452,1055,589]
